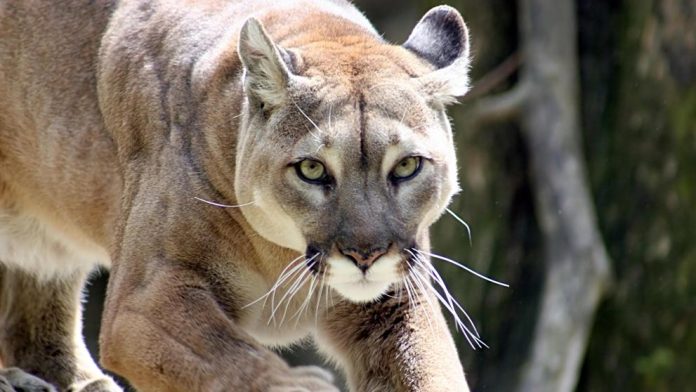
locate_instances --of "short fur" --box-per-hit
[0,0,472,391]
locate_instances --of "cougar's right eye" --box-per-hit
[295,159,329,184]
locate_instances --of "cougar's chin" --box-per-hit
[325,254,402,303]
[331,280,393,303]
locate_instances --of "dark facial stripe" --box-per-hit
[358,94,368,168]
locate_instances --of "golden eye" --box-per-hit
[392,156,422,180]
[297,159,327,182]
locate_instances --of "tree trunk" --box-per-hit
[514,0,612,391]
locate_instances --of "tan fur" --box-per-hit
[1,1,471,391]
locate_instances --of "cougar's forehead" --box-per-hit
[284,41,443,155]
[297,40,431,82]
[290,80,448,168]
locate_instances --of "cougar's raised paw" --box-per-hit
[0,368,56,392]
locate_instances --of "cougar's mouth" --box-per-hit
[322,249,403,303]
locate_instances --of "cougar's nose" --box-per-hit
[339,245,389,273]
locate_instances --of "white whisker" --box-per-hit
[414,266,483,348]
[402,274,415,312]
[407,249,490,349]
[194,196,255,209]
[277,260,317,326]
[292,272,319,326]
[416,249,509,288]
[243,254,305,309]
[445,208,472,246]
[407,249,460,335]
[315,268,327,326]
[412,254,486,348]
[268,254,318,325]
[408,270,436,333]
[415,252,480,338]
[267,261,306,317]
[267,265,307,326]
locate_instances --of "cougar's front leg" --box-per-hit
[0,265,121,392]
[99,258,337,392]
[316,285,470,392]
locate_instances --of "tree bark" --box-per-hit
[513,0,612,391]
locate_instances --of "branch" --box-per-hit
[466,80,531,125]
[464,51,521,101]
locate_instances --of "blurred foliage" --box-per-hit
[579,0,696,390]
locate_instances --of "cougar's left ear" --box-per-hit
[404,6,471,104]
[238,18,299,108]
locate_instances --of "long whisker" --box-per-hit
[416,249,509,288]
[445,208,472,246]
[407,249,460,335]
[402,274,415,314]
[271,268,309,326]
[292,271,319,326]
[193,196,256,209]
[415,252,480,338]
[243,254,305,309]
[277,260,317,326]
[408,269,436,333]
[267,261,307,318]
[315,267,327,326]
[267,254,318,325]
[396,280,404,305]
[412,253,487,347]
[411,256,485,349]
[409,249,490,348]
[267,266,307,326]
[408,250,462,332]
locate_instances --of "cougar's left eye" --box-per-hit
[296,159,329,184]
[391,156,422,181]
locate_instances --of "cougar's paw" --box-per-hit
[268,366,339,392]
[0,375,13,392]
[67,377,122,392]
[0,368,56,392]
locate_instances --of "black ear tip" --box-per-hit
[422,6,469,49]
[404,5,469,69]
[425,5,464,20]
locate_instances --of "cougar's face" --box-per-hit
[237,78,459,303]
[234,8,469,303]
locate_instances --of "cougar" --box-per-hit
[0,0,475,390]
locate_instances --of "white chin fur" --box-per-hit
[331,280,393,303]
[326,254,401,303]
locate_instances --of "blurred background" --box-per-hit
[83,0,696,391]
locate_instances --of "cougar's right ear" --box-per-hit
[238,18,299,108]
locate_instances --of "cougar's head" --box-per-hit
[234,6,470,302]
